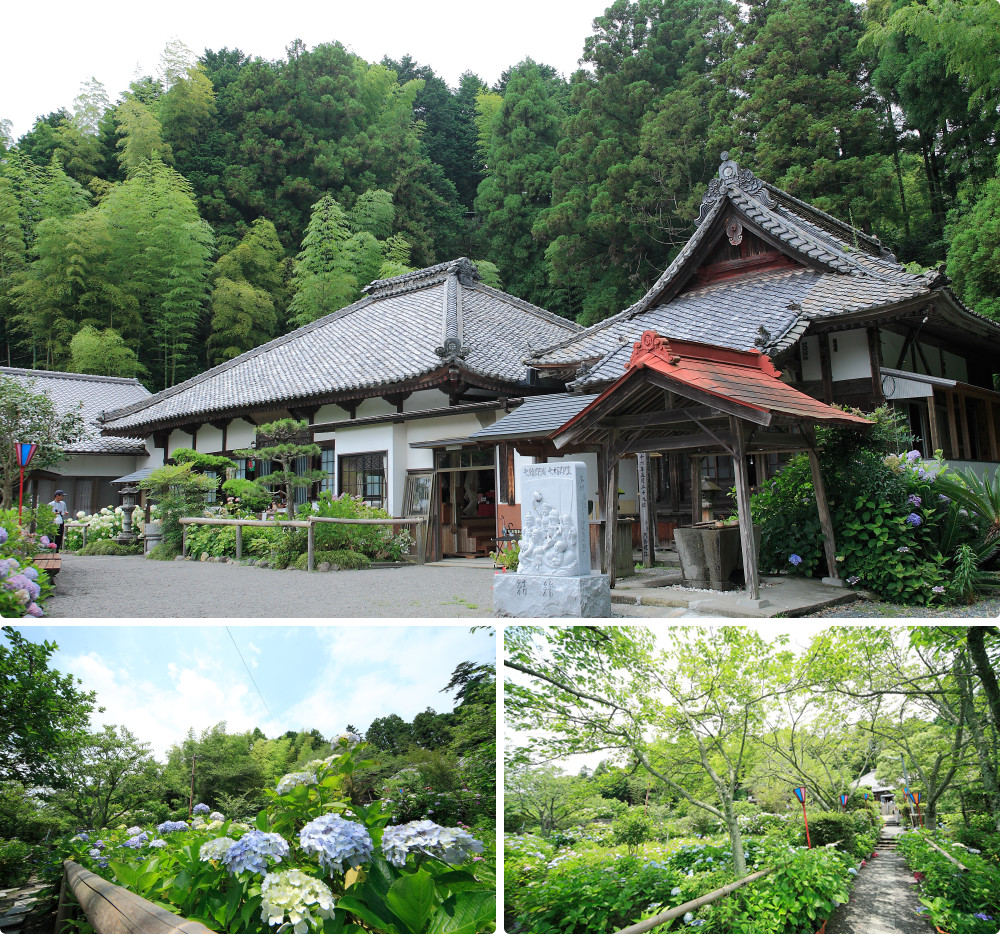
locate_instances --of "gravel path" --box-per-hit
[45,556,497,618]
[825,847,929,934]
[802,596,1000,618]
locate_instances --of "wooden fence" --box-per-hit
[57,860,213,934]
[179,515,427,569]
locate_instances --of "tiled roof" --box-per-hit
[529,155,954,383]
[0,368,150,455]
[101,259,581,434]
[468,393,600,441]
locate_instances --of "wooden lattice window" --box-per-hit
[339,452,387,508]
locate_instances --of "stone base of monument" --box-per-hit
[493,571,612,618]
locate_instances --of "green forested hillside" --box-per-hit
[2,0,998,389]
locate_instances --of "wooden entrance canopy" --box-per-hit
[551,331,872,595]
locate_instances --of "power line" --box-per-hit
[226,627,281,737]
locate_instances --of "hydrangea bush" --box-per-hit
[63,505,150,550]
[0,515,54,617]
[61,737,494,934]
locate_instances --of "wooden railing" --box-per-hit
[179,515,427,569]
[57,860,214,934]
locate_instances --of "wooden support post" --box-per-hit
[927,390,943,457]
[690,455,703,525]
[818,333,834,405]
[804,428,840,583]
[988,400,999,463]
[596,446,608,574]
[959,393,972,459]
[637,453,655,567]
[415,521,426,566]
[307,520,316,571]
[730,417,760,601]
[605,432,619,589]
[867,327,884,404]
[182,525,188,558]
[947,391,960,458]
[235,524,243,561]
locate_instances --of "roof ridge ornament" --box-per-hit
[697,151,777,224]
[628,330,676,369]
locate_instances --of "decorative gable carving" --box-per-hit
[697,151,777,224]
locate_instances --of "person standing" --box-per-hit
[49,489,68,550]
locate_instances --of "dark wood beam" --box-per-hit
[818,333,834,405]
[867,327,884,405]
[599,405,726,429]
[646,372,773,426]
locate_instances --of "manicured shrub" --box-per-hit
[308,492,412,560]
[78,540,143,556]
[794,811,856,852]
[292,549,372,571]
[612,809,653,855]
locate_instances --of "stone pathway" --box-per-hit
[825,830,930,934]
[0,877,52,934]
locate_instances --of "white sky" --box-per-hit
[4,0,604,140]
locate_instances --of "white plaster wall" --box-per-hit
[197,425,224,453]
[881,330,907,372]
[356,397,396,418]
[315,403,351,423]
[829,329,872,381]
[617,455,638,499]
[404,389,448,412]
[800,336,822,381]
[513,449,529,504]
[58,454,142,477]
[225,421,257,451]
[168,430,198,456]
[335,423,395,511]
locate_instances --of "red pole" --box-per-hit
[17,465,25,522]
[802,800,812,849]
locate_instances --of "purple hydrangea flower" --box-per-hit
[897,546,910,553]
[193,802,210,815]
[223,831,289,876]
[905,513,922,527]
[299,814,374,874]
[0,527,7,545]
[847,575,861,585]
[26,602,44,617]
[122,832,148,849]
[907,494,921,507]
[22,566,38,581]
[148,839,167,849]
[88,847,101,858]
[3,574,40,601]
[974,914,993,921]
[789,554,803,566]
[932,586,946,594]
[906,450,922,462]
[157,820,189,834]
[0,557,20,578]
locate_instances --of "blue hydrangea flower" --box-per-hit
[193,803,210,815]
[22,567,38,581]
[789,554,803,566]
[223,831,289,876]
[276,770,317,795]
[905,513,922,527]
[88,847,101,858]
[122,833,147,849]
[149,839,167,849]
[974,913,993,921]
[906,450,922,462]
[300,814,374,874]
[0,527,7,545]
[126,826,143,836]
[907,494,921,507]
[157,820,189,834]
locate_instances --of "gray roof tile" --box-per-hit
[0,368,150,455]
[101,259,580,434]
[469,393,600,440]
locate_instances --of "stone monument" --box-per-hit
[493,461,612,617]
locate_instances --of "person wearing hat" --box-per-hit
[49,490,68,550]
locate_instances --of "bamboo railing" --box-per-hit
[57,860,213,934]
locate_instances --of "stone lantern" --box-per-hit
[116,482,140,544]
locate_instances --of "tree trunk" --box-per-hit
[722,798,747,878]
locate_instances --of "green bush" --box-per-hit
[309,492,412,560]
[78,540,143,556]
[796,811,856,852]
[0,838,33,886]
[293,549,372,571]
[220,477,271,513]
[145,542,179,561]
[612,810,653,855]
[186,524,238,558]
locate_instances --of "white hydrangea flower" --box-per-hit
[199,837,237,861]
[206,820,225,831]
[210,811,225,822]
[381,820,484,867]
[260,869,336,934]
[276,770,318,795]
[330,731,362,751]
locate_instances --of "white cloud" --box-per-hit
[65,649,266,759]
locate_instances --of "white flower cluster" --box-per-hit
[260,869,337,934]
[381,820,484,867]
[199,837,237,861]
[330,731,362,750]
[276,770,318,795]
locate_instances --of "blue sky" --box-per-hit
[8,624,495,759]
